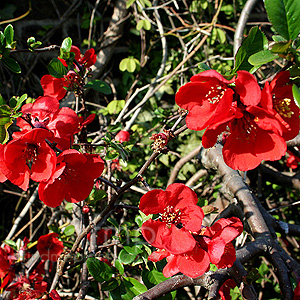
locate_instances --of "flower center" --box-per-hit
[205,84,227,104]
[23,144,38,165]
[159,205,181,226]
[274,97,293,118]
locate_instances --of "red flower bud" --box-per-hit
[115,130,130,143]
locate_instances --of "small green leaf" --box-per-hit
[63,225,75,236]
[86,257,113,283]
[123,245,143,256]
[136,19,151,31]
[3,239,17,250]
[4,24,14,46]
[14,94,27,111]
[61,37,72,53]
[115,259,124,275]
[48,58,67,78]
[85,79,112,94]
[118,249,136,265]
[248,49,279,66]
[292,84,300,108]
[126,0,136,8]
[234,26,268,72]
[265,0,300,41]
[107,217,119,229]
[119,57,140,73]
[107,100,125,114]
[2,57,21,73]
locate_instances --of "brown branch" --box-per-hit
[167,145,202,185]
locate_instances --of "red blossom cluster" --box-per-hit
[0,48,104,208]
[0,237,62,299]
[139,183,243,278]
[41,46,97,100]
[176,70,300,171]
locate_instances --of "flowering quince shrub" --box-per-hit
[1,0,300,299]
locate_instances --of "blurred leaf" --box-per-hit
[265,0,300,40]
[63,225,75,236]
[136,19,151,31]
[271,40,292,53]
[102,278,119,291]
[107,100,125,114]
[85,79,112,94]
[86,257,113,283]
[48,58,67,78]
[202,205,218,215]
[3,239,17,250]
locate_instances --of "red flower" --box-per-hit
[0,128,57,190]
[38,149,104,207]
[175,70,261,131]
[148,247,210,278]
[287,151,300,169]
[0,246,16,289]
[196,217,243,268]
[14,289,43,300]
[218,279,236,300]
[41,75,68,100]
[37,233,64,262]
[262,71,300,141]
[139,183,204,254]
[201,103,287,171]
[115,130,130,143]
[59,46,96,69]
[17,96,79,150]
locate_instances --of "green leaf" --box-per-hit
[248,49,279,66]
[123,277,147,297]
[63,225,75,236]
[107,100,125,114]
[271,40,292,53]
[47,58,67,78]
[115,259,124,275]
[123,245,143,256]
[85,79,112,94]
[119,57,140,73]
[0,105,12,144]
[118,249,136,265]
[61,37,72,53]
[4,24,14,46]
[2,57,21,73]
[136,19,151,31]
[107,217,119,229]
[126,0,136,8]
[234,26,268,72]
[14,94,27,111]
[265,0,300,41]
[3,239,17,250]
[102,278,119,291]
[292,84,300,108]
[86,257,113,283]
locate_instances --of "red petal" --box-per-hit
[235,71,261,106]
[177,246,210,278]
